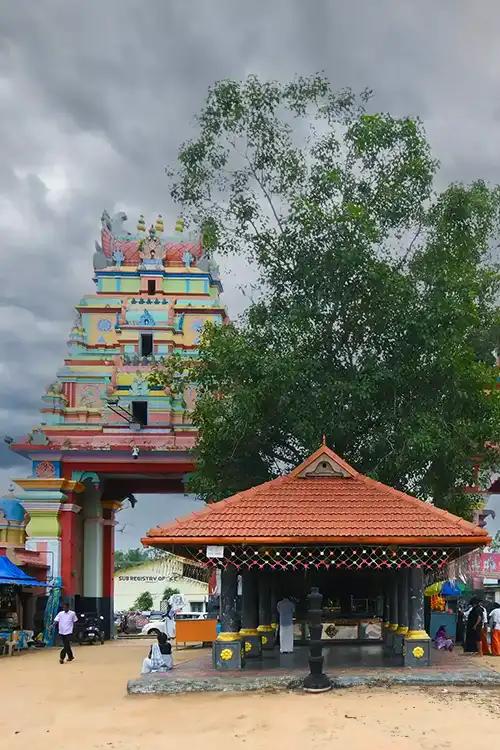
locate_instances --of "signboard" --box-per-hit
[206,545,224,559]
[118,575,169,582]
[472,553,500,577]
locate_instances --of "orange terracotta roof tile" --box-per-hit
[143,446,489,547]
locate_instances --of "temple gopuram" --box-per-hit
[10,211,227,634]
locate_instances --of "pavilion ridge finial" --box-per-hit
[322,434,326,447]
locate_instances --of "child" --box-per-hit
[434,625,454,651]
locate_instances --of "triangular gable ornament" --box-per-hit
[291,443,358,479]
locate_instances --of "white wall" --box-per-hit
[113,558,208,611]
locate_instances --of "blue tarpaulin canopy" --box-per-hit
[0,556,45,587]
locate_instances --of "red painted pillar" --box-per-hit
[59,494,83,598]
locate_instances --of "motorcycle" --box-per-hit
[76,613,105,645]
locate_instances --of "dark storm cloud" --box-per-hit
[1,0,500,532]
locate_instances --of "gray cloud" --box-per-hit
[1,0,500,543]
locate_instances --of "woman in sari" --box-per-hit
[463,598,483,654]
[141,633,173,673]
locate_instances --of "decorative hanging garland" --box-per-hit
[178,544,455,571]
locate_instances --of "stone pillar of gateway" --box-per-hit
[142,443,490,671]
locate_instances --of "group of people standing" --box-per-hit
[463,598,500,656]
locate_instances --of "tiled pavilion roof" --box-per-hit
[143,445,490,548]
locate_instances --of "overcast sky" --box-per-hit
[1,1,500,547]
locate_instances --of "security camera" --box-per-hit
[131,446,139,459]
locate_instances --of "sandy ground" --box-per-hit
[1,639,499,750]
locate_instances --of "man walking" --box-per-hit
[54,602,78,664]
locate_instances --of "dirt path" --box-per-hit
[1,640,499,749]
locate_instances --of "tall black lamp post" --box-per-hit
[303,587,331,693]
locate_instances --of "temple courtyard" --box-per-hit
[1,640,499,749]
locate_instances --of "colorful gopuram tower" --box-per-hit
[10,210,227,632]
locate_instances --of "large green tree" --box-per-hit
[152,75,500,516]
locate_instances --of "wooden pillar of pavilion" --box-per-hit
[404,567,431,666]
[257,574,275,649]
[381,571,391,645]
[393,570,409,656]
[270,572,278,632]
[213,566,244,670]
[384,574,399,652]
[239,570,262,658]
[383,591,391,635]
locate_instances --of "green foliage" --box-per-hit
[154,75,500,516]
[162,587,180,602]
[131,591,153,612]
[149,351,190,404]
[114,548,149,572]
[491,531,500,551]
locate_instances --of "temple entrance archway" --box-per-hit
[11,448,197,637]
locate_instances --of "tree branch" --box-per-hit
[397,224,422,269]
[246,156,285,234]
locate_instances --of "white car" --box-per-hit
[174,612,207,621]
[141,612,206,637]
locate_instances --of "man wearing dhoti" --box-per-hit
[277,596,295,654]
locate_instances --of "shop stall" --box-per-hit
[0,556,46,653]
[424,580,466,640]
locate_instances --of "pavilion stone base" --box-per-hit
[240,630,262,659]
[257,625,276,650]
[384,627,396,653]
[213,635,244,670]
[393,629,408,656]
[403,633,431,666]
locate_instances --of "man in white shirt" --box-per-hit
[54,602,78,664]
[490,605,500,656]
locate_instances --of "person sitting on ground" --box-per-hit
[434,625,454,651]
[141,632,173,674]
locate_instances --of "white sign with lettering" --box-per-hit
[206,545,224,559]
